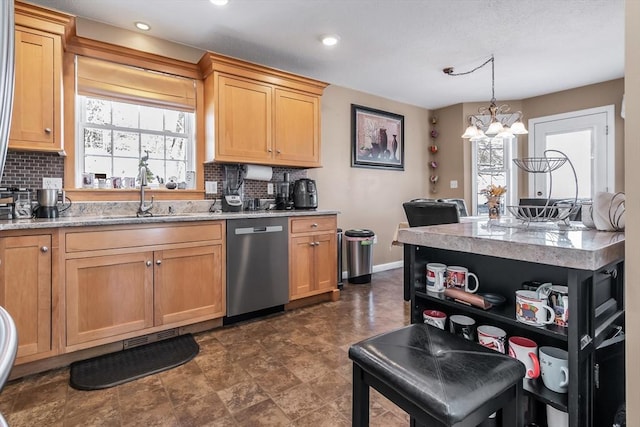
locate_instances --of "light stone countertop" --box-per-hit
[397,218,624,271]
[0,200,339,231]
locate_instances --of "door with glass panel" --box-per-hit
[529,106,614,200]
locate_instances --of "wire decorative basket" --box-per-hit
[510,150,579,225]
[506,202,579,223]
[512,157,567,173]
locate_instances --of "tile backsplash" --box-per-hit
[1,151,64,189]
[0,151,307,199]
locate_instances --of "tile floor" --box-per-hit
[1,268,411,426]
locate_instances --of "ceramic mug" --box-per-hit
[445,266,480,293]
[539,346,569,393]
[423,309,447,330]
[515,290,555,327]
[508,336,540,379]
[546,404,569,427]
[477,325,506,353]
[549,285,569,327]
[426,263,447,293]
[449,314,476,341]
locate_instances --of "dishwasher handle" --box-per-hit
[234,225,284,235]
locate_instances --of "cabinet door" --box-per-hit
[217,75,273,162]
[313,232,337,292]
[289,235,315,299]
[274,89,320,167]
[154,245,224,326]
[66,252,153,346]
[10,28,61,152]
[0,235,51,359]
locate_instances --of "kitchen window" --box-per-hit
[76,96,195,187]
[73,56,197,189]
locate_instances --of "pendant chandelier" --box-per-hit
[443,55,528,139]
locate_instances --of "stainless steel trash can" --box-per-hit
[345,229,375,284]
[337,228,343,289]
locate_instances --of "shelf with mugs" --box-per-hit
[414,294,572,414]
[414,288,568,341]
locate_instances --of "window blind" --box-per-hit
[76,56,196,111]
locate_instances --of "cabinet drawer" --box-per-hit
[66,222,224,253]
[290,216,336,234]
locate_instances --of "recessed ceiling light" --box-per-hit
[321,35,340,47]
[134,21,151,31]
[210,0,229,5]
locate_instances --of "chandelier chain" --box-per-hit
[443,55,496,102]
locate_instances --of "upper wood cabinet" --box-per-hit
[11,3,71,153]
[199,52,327,168]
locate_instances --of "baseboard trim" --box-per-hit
[341,260,403,279]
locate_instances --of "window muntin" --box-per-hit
[77,96,194,188]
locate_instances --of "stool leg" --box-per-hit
[501,381,524,427]
[352,364,370,427]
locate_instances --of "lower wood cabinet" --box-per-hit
[0,233,52,361]
[289,216,337,300]
[64,222,225,349]
[66,251,154,346]
[154,245,224,326]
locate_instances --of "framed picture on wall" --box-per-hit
[351,104,404,170]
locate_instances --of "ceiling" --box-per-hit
[25,0,625,110]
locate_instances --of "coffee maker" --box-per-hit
[275,172,294,210]
[222,165,243,212]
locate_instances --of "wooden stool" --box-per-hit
[349,323,526,427]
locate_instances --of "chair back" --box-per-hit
[402,201,460,227]
[438,198,469,217]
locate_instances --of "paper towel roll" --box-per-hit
[243,164,273,181]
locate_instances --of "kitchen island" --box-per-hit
[397,219,625,427]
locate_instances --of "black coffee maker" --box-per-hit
[275,173,294,210]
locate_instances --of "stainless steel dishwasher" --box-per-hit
[226,217,289,320]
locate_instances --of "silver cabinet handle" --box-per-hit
[311,223,318,228]
[315,241,320,246]
[309,242,316,246]
[267,148,273,153]
[156,259,162,265]
[146,260,152,266]
[44,128,52,134]
[40,246,48,253]
[276,150,281,154]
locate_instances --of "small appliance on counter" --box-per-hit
[12,189,32,219]
[33,189,69,218]
[222,164,244,212]
[275,172,294,210]
[292,178,318,209]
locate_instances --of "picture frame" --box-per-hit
[351,104,405,170]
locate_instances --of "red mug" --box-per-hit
[508,336,540,379]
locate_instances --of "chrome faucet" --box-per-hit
[137,156,154,217]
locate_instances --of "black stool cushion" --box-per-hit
[349,324,525,425]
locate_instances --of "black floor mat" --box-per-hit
[69,334,199,390]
